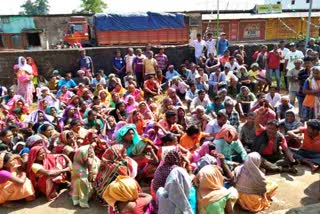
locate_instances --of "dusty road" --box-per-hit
[0,165,319,214]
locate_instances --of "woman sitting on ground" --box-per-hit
[103,175,152,214]
[0,152,35,207]
[195,164,238,214]
[27,146,72,201]
[234,152,278,212]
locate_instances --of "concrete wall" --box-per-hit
[0,45,192,87]
[0,44,270,87]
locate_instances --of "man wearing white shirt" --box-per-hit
[279,40,290,89]
[205,32,217,57]
[190,33,206,63]
[186,63,199,82]
[124,48,136,73]
[285,43,304,89]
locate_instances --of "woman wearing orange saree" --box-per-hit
[27,146,72,201]
[0,152,35,206]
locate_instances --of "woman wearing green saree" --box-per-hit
[71,144,100,208]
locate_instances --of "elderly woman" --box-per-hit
[157,167,196,214]
[236,86,256,116]
[116,124,158,180]
[94,144,137,205]
[0,152,35,206]
[234,152,278,212]
[71,144,100,208]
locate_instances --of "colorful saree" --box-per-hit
[94,144,137,204]
[71,145,100,208]
[27,146,68,201]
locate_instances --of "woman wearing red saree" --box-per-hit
[27,146,72,201]
[26,57,39,86]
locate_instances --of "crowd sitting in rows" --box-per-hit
[0,34,320,214]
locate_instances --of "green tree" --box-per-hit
[20,0,50,15]
[80,0,107,14]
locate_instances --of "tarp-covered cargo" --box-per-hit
[94,12,186,31]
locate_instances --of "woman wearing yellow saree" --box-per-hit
[0,152,35,206]
[234,152,278,212]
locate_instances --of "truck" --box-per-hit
[63,12,190,47]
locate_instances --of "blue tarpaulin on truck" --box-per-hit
[94,12,186,31]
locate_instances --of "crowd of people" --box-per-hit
[0,32,320,214]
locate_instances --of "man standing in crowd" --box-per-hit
[143,50,158,79]
[267,44,282,90]
[190,33,206,63]
[217,32,229,56]
[155,47,168,73]
[124,48,136,74]
[78,49,94,78]
[285,43,304,90]
[205,32,216,57]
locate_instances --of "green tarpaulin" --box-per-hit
[0,16,35,34]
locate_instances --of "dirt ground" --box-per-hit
[0,165,319,214]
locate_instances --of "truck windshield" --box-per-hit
[69,24,83,34]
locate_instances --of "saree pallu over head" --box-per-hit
[94,144,137,199]
[196,165,230,210]
[103,175,139,208]
[27,146,68,200]
[72,145,100,179]
[157,167,194,214]
[234,152,267,195]
[116,124,142,156]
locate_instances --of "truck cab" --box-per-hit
[63,16,90,46]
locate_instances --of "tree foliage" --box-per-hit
[20,0,50,15]
[79,0,107,14]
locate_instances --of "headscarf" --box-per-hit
[125,95,138,112]
[196,165,230,209]
[95,144,137,200]
[103,175,139,207]
[60,130,73,145]
[26,134,45,148]
[26,57,38,76]
[153,150,182,192]
[283,110,301,131]
[24,110,54,124]
[234,152,267,194]
[215,124,238,142]
[18,56,33,74]
[116,124,141,156]
[111,121,127,140]
[157,167,193,214]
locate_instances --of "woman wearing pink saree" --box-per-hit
[14,56,34,105]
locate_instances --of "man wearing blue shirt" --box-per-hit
[165,65,180,81]
[58,73,77,90]
[217,32,229,56]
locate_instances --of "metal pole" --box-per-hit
[216,0,220,54]
[306,0,313,46]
